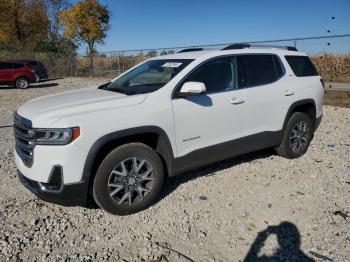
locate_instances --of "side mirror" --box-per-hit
[178,81,206,97]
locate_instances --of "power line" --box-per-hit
[99,34,350,53]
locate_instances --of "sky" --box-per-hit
[73,0,350,54]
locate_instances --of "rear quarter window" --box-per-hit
[285,55,319,77]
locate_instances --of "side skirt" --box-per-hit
[173,130,283,176]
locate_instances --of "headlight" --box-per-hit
[35,127,80,145]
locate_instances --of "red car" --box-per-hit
[0,61,37,89]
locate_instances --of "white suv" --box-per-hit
[14,44,324,215]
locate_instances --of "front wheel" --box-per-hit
[276,112,313,159]
[15,77,29,89]
[93,143,164,215]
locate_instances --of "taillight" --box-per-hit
[320,79,325,88]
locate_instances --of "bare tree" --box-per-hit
[45,0,70,43]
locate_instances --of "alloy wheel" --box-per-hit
[289,120,310,154]
[107,157,155,205]
[17,79,28,89]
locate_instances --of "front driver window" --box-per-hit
[185,56,237,93]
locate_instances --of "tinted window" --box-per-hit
[186,57,236,93]
[243,55,279,87]
[236,56,247,88]
[285,56,318,77]
[13,63,24,69]
[0,62,13,70]
[273,56,284,79]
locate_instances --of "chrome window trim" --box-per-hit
[172,53,286,98]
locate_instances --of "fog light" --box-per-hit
[38,166,63,192]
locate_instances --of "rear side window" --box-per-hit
[285,56,318,77]
[243,54,283,87]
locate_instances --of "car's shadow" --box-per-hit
[86,148,276,210]
[40,78,64,82]
[29,82,59,88]
[156,148,275,204]
[0,81,58,90]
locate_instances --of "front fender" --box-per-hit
[82,126,178,187]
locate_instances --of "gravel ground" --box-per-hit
[0,78,349,262]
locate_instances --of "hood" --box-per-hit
[17,87,147,127]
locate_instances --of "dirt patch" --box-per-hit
[324,90,350,108]
[0,78,349,261]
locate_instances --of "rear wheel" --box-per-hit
[93,143,164,215]
[276,112,313,159]
[15,77,29,89]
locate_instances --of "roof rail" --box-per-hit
[221,43,298,51]
[286,46,298,51]
[221,43,251,50]
[178,48,204,53]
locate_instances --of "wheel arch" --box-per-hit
[15,76,29,82]
[82,126,177,194]
[283,99,316,131]
[15,76,30,87]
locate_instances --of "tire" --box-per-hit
[15,77,29,89]
[276,112,313,159]
[93,143,164,215]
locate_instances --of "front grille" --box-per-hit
[13,112,35,167]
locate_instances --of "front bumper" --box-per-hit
[18,170,89,206]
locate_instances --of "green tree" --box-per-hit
[60,0,110,76]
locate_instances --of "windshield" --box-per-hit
[100,59,193,95]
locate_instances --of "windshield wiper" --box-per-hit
[105,86,137,95]
[99,82,139,95]
[97,82,111,89]
[113,87,136,95]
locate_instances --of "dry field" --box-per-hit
[0,78,349,262]
[311,54,350,83]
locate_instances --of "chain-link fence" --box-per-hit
[82,34,350,81]
[1,34,349,81]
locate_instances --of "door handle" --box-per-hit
[230,98,245,105]
[284,90,295,96]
